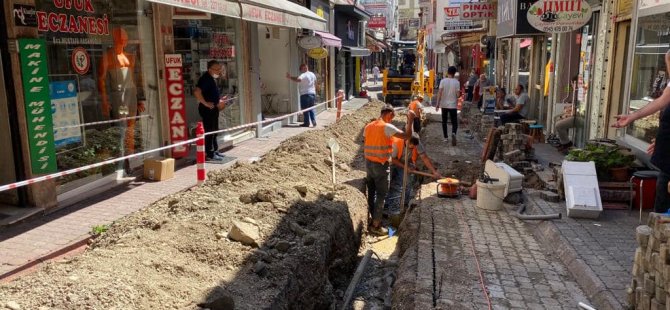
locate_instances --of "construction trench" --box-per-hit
[0,100,589,309]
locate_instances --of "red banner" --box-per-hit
[165,54,188,158]
[368,16,386,28]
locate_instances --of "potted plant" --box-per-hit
[605,150,635,182]
[565,143,635,181]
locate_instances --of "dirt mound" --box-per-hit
[0,102,389,309]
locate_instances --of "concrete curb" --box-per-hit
[0,236,91,283]
[524,193,624,310]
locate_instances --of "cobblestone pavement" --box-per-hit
[527,191,642,309]
[408,120,592,309]
[0,98,369,280]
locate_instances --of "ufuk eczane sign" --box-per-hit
[527,0,592,33]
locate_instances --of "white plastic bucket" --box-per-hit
[476,180,506,211]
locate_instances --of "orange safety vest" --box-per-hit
[394,137,418,164]
[408,100,421,115]
[364,119,393,164]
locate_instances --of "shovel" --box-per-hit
[327,138,340,187]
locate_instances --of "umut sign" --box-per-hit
[18,38,57,174]
[527,0,592,33]
[165,54,188,158]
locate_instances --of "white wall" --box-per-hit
[257,25,292,114]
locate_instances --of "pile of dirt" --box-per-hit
[0,102,391,309]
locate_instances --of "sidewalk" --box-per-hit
[0,98,369,280]
[527,142,640,310]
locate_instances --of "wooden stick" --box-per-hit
[341,250,373,310]
[399,140,410,213]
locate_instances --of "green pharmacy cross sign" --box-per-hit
[18,38,57,174]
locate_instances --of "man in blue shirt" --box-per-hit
[194,60,227,161]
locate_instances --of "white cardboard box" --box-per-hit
[484,160,523,196]
[562,160,602,219]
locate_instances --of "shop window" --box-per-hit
[173,16,242,133]
[627,14,670,143]
[33,0,160,191]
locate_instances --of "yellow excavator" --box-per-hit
[382,29,434,106]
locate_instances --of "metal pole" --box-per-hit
[399,139,410,213]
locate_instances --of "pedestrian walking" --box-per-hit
[373,64,380,85]
[408,95,424,133]
[286,64,317,127]
[363,105,415,236]
[613,50,670,211]
[194,60,228,161]
[436,66,460,145]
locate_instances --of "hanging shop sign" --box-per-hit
[71,47,90,75]
[460,2,496,20]
[164,54,188,158]
[18,38,57,174]
[298,35,322,49]
[50,80,83,148]
[368,16,387,29]
[14,4,38,27]
[527,0,593,34]
[435,1,486,35]
[496,0,544,38]
[307,47,328,59]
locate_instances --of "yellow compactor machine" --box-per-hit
[382,29,434,106]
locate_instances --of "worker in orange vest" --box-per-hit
[408,94,424,133]
[363,104,415,236]
[385,134,441,216]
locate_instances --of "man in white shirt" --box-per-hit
[436,66,461,145]
[372,65,380,85]
[287,64,318,127]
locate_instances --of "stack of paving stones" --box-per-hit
[500,123,534,171]
[628,213,670,310]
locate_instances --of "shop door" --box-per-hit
[606,21,631,139]
[0,50,18,206]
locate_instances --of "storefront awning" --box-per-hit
[314,31,342,48]
[147,0,240,19]
[343,47,371,57]
[240,0,327,31]
[365,34,387,52]
[147,0,327,31]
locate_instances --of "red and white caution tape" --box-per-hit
[0,96,341,193]
[0,137,199,193]
[203,96,338,137]
[53,115,151,130]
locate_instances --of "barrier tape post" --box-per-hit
[336,89,344,121]
[196,122,206,185]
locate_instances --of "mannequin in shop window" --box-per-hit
[98,27,146,155]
